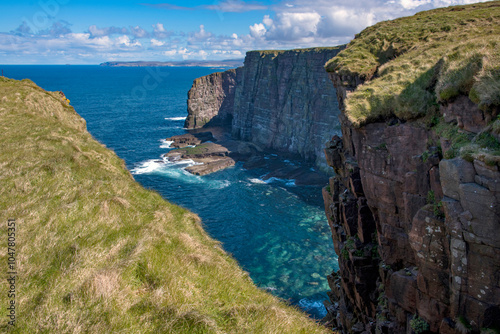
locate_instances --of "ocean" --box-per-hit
[2,65,338,318]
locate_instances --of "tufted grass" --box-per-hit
[0,77,328,334]
[325,1,500,127]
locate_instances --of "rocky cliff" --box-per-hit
[185,68,241,128]
[322,2,500,333]
[186,47,344,170]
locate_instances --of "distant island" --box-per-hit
[100,59,244,68]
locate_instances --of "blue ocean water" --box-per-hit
[2,65,339,318]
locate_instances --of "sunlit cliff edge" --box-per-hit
[322,2,500,333]
[0,76,328,333]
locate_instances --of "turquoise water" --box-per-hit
[3,65,338,318]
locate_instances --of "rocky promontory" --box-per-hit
[322,2,500,333]
[185,47,345,171]
[163,133,235,176]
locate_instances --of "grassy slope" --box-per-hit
[326,1,500,127]
[0,77,328,333]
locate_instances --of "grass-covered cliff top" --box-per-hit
[0,77,328,333]
[249,46,344,57]
[326,1,500,127]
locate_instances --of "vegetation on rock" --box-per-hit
[0,77,328,333]
[326,1,500,127]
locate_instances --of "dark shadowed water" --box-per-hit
[3,65,338,318]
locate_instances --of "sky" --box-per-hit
[0,0,493,64]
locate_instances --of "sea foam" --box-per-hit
[160,139,174,148]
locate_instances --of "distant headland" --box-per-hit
[99,59,244,68]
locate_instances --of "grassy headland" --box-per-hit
[326,1,500,127]
[0,77,328,333]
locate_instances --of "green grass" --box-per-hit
[248,46,345,57]
[325,1,500,127]
[173,143,211,155]
[0,77,329,333]
[433,118,500,164]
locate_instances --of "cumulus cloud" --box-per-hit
[264,12,321,41]
[11,20,72,37]
[245,0,492,46]
[316,7,376,38]
[88,25,129,38]
[1,0,493,64]
[152,23,172,39]
[150,38,166,47]
[189,25,214,43]
[249,23,266,38]
[11,22,32,36]
[116,35,142,47]
[39,21,72,37]
[129,26,149,38]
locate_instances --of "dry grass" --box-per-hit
[325,1,500,127]
[0,77,328,333]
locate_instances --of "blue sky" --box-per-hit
[0,0,492,64]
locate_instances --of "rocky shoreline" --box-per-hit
[164,127,329,185]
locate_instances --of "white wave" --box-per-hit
[160,139,174,149]
[264,177,296,187]
[212,180,231,189]
[163,157,203,167]
[131,159,164,175]
[131,156,203,175]
[164,116,187,121]
[249,178,267,184]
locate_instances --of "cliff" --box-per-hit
[322,2,500,333]
[185,68,241,128]
[186,47,344,170]
[0,77,329,333]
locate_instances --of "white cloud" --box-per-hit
[249,23,266,38]
[163,50,177,56]
[316,7,376,38]
[88,25,128,37]
[0,0,493,64]
[263,15,273,27]
[129,26,149,38]
[150,38,165,47]
[116,35,142,47]
[152,23,172,39]
[399,0,432,9]
[264,12,321,41]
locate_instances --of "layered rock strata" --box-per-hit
[322,74,500,333]
[163,134,235,176]
[185,47,344,171]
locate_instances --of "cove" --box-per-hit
[3,65,338,318]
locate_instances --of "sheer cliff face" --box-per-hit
[185,47,343,170]
[323,72,500,333]
[185,68,241,129]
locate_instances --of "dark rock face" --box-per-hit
[185,69,240,129]
[185,48,344,171]
[322,73,500,333]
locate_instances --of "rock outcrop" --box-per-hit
[163,134,235,176]
[185,69,241,129]
[185,47,344,171]
[321,3,500,332]
[322,49,500,334]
